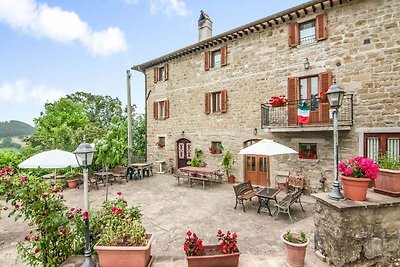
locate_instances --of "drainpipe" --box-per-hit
[131,66,148,162]
[126,70,133,165]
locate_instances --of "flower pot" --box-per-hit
[281,233,309,267]
[187,245,240,267]
[94,234,154,267]
[373,169,400,197]
[341,175,370,201]
[227,176,235,184]
[66,179,78,189]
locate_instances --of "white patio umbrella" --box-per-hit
[239,139,298,156]
[18,149,79,169]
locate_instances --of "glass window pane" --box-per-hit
[310,77,319,111]
[300,21,316,45]
[387,138,399,160]
[367,137,379,162]
[159,67,164,81]
[251,157,256,171]
[299,143,317,159]
[212,50,221,68]
[300,78,308,101]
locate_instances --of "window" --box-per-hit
[300,76,319,111]
[299,20,316,45]
[153,100,169,120]
[153,64,168,83]
[156,137,165,148]
[288,13,327,47]
[204,45,227,70]
[205,90,227,114]
[364,133,400,162]
[299,143,318,159]
[209,141,222,154]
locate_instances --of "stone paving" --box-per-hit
[0,173,328,266]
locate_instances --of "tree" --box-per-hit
[132,113,145,157]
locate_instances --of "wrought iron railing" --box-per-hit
[261,94,353,128]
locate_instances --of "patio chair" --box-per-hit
[127,167,139,180]
[233,181,261,212]
[112,166,129,183]
[275,175,305,221]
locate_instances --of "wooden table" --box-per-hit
[256,187,282,216]
[94,172,113,186]
[130,163,151,178]
[178,166,221,189]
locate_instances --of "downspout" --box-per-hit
[126,70,133,165]
[131,66,148,161]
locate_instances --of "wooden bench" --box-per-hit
[233,181,260,212]
[111,166,128,183]
[175,172,190,186]
[175,172,210,189]
[275,175,305,221]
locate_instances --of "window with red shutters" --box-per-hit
[205,46,228,70]
[205,90,228,114]
[153,100,169,120]
[288,12,328,47]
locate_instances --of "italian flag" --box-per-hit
[297,103,310,123]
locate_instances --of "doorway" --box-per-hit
[243,139,270,186]
[177,138,192,169]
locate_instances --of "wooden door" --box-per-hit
[243,140,270,186]
[177,138,192,169]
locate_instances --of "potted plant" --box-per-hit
[281,230,309,267]
[184,230,240,267]
[268,95,288,107]
[93,192,154,267]
[65,169,79,189]
[222,150,235,184]
[187,148,206,167]
[374,154,400,197]
[338,156,380,201]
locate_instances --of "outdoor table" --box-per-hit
[94,172,113,186]
[178,166,219,178]
[130,163,151,178]
[256,187,282,216]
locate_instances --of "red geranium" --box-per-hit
[217,230,239,254]
[339,156,379,179]
[268,95,288,107]
[184,231,204,256]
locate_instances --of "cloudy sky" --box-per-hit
[0,0,305,125]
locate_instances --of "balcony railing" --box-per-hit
[261,94,353,129]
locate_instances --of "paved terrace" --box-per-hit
[0,173,328,267]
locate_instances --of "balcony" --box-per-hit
[261,94,353,132]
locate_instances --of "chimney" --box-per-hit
[198,10,212,41]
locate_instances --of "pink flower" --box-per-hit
[76,208,82,213]
[68,214,74,220]
[34,248,39,254]
[344,168,354,176]
[20,176,27,183]
[70,207,75,212]
[60,228,66,236]
[34,235,40,241]
[83,211,89,221]
[116,191,122,195]
[15,204,19,209]
[24,236,30,241]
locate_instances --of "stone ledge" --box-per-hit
[312,190,400,211]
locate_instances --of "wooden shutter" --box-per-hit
[287,77,299,125]
[221,46,228,67]
[315,13,328,41]
[153,67,158,83]
[165,100,169,118]
[204,51,210,71]
[288,22,299,47]
[205,92,211,114]
[319,70,333,123]
[153,101,158,119]
[221,90,228,113]
[164,64,169,81]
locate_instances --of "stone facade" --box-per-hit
[314,192,400,266]
[136,0,400,190]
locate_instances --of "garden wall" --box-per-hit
[313,192,400,266]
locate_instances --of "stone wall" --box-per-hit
[314,192,400,266]
[143,0,400,190]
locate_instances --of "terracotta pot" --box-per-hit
[281,233,309,267]
[67,179,78,189]
[374,169,400,197]
[187,245,240,267]
[341,175,370,201]
[94,234,154,267]
[227,176,235,184]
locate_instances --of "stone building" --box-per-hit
[132,0,400,191]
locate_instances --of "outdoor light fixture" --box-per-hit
[181,130,185,135]
[253,128,258,135]
[327,79,345,201]
[74,140,95,267]
[304,58,310,70]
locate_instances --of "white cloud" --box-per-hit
[150,0,188,17]
[0,0,127,56]
[118,0,140,5]
[0,80,65,105]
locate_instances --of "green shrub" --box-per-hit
[378,154,400,170]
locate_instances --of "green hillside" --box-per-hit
[0,120,35,137]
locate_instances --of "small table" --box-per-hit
[256,188,282,216]
[155,160,165,174]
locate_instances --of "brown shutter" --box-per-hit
[316,13,328,41]
[153,67,158,83]
[221,90,228,113]
[204,51,210,71]
[287,77,299,125]
[319,70,333,123]
[221,46,228,67]
[164,64,169,81]
[205,92,211,114]
[165,100,169,118]
[288,22,299,47]
[153,101,158,120]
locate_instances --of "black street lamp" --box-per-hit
[74,141,95,267]
[326,79,345,200]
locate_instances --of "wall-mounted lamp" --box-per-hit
[181,130,185,136]
[304,58,310,70]
[253,128,258,135]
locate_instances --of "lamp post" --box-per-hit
[73,141,95,267]
[326,79,345,200]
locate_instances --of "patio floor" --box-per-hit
[0,173,329,266]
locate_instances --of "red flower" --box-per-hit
[15,204,19,209]
[116,209,123,215]
[60,228,66,236]
[24,236,30,241]
[111,207,117,213]
[76,208,82,213]
[186,231,192,237]
[116,191,122,195]
[20,176,27,183]
[34,248,39,254]
[34,235,40,241]
[68,214,74,220]
[83,211,89,221]
[123,200,127,204]
[70,207,75,212]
